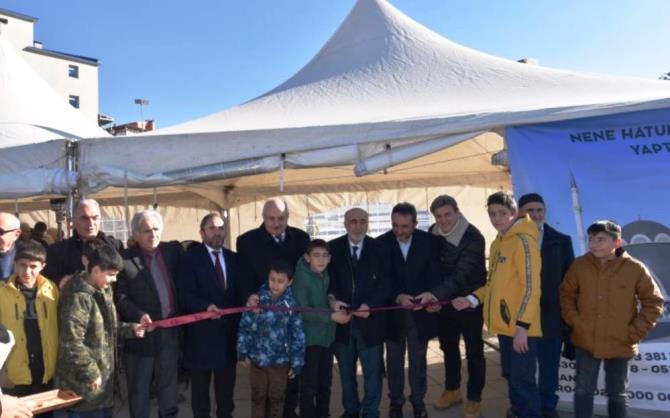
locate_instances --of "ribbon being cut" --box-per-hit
[150,299,452,329]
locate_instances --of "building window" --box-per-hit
[100,218,128,244]
[68,95,80,109]
[68,64,79,78]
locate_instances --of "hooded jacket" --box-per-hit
[237,283,305,375]
[55,272,136,411]
[0,274,59,385]
[473,215,542,337]
[560,251,663,359]
[292,257,335,348]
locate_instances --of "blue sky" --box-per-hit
[2,0,669,128]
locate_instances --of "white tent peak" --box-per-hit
[155,0,670,136]
[0,35,108,148]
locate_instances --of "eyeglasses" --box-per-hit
[0,228,18,235]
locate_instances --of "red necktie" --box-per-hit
[212,251,227,292]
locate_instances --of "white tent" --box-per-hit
[76,0,670,199]
[0,35,109,198]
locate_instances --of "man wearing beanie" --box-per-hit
[518,193,575,418]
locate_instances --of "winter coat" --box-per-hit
[0,275,59,385]
[292,258,335,348]
[55,272,136,412]
[560,251,663,359]
[473,215,542,337]
[237,283,305,375]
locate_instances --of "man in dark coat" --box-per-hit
[178,213,241,418]
[43,199,123,287]
[416,195,486,418]
[0,213,22,281]
[236,198,310,418]
[519,193,575,418]
[115,210,182,418]
[378,203,441,418]
[329,207,390,418]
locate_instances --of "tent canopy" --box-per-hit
[76,0,670,198]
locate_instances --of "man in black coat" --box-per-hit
[178,213,241,418]
[518,193,575,418]
[115,210,182,418]
[416,195,487,418]
[329,207,390,418]
[236,198,310,418]
[378,203,441,418]
[43,199,123,287]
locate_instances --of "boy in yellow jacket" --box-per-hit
[560,220,663,418]
[453,191,542,418]
[0,240,59,405]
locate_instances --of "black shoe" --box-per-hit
[413,408,428,418]
[340,413,359,418]
[542,409,560,418]
[389,406,403,418]
[506,408,517,418]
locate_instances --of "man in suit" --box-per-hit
[178,213,241,418]
[518,193,575,418]
[329,207,390,418]
[115,210,182,418]
[43,199,123,287]
[0,213,21,281]
[378,203,441,418]
[236,198,310,418]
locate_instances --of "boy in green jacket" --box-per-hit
[292,239,350,418]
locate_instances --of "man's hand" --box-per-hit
[0,394,33,418]
[58,275,72,290]
[329,299,349,312]
[139,313,155,332]
[395,294,415,309]
[88,376,102,392]
[132,323,146,338]
[352,304,370,319]
[451,297,473,311]
[416,292,441,312]
[207,304,223,318]
[331,310,352,324]
[513,327,529,354]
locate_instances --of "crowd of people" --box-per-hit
[0,191,663,418]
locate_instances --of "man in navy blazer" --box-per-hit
[519,193,575,418]
[178,213,241,418]
[116,210,183,418]
[377,203,441,418]
[329,207,390,418]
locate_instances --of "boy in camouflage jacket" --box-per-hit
[55,243,144,417]
[238,260,305,418]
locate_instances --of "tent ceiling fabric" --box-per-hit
[76,0,670,195]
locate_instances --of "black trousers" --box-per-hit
[283,370,300,418]
[300,345,334,418]
[190,365,237,418]
[438,306,486,402]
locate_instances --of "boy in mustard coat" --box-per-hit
[560,220,663,418]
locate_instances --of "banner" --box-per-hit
[507,107,670,413]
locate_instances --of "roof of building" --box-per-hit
[0,8,38,23]
[23,46,100,66]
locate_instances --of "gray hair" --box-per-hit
[131,209,163,235]
[74,198,101,216]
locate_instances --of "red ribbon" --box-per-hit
[150,299,451,329]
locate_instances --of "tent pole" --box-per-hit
[65,141,78,238]
[124,170,130,236]
[570,173,587,254]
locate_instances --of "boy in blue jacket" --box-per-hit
[238,260,306,418]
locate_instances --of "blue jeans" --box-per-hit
[333,330,383,418]
[537,337,562,411]
[498,335,542,418]
[574,347,630,418]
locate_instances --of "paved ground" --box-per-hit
[112,338,583,418]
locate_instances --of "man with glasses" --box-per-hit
[0,213,22,281]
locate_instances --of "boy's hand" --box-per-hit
[59,275,72,290]
[451,297,472,311]
[88,376,102,392]
[139,313,155,332]
[288,369,296,379]
[207,304,223,318]
[331,310,351,324]
[0,394,33,418]
[0,371,14,389]
[352,304,370,319]
[132,323,146,338]
[246,294,261,313]
[239,358,250,368]
[513,327,529,353]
